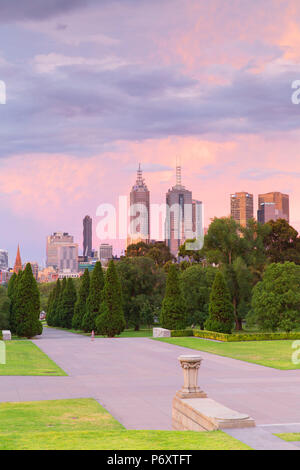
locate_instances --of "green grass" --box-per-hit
[154,337,300,370]
[276,433,300,442]
[0,341,66,376]
[0,399,251,450]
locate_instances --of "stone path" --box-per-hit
[1,327,300,449]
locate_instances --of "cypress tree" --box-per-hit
[160,264,187,330]
[59,278,77,329]
[82,262,104,332]
[15,264,43,338]
[96,260,126,337]
[205,271,235,334]
[55,277,67,326]
[7,273,17,333]
[72,269,90,330]
[51,279,61,327]
[46,286,55,326]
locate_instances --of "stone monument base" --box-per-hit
[172,396,255,431]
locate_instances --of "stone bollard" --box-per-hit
[176,355,207,398]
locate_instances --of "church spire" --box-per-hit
[14,245,22,274]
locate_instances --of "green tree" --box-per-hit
[96,260,126,337]
[178,238,203,262]
[203,217,242,265]
[50,279,61,327]
[251,262,300,332]
[205,271,234,334]
[59,278,77,329]
[0,286,10,330]
[55,277,66,327]
[82,262,104,332]
[263,219,300,264]
[7,273,17,333]
[223,258,253,330]
[160,264,187,330]
[126,241,174,266]
[72,269,90,330]
[180,265,216,328]
[117,257,165,330]
[14,264,43,338]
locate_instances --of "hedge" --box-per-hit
[170,329,193,337]
[170,329,300,342]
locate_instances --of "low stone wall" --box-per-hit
[153,328,171,338]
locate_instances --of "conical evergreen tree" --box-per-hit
[50,279,61,327]
[46,286,55,326]
[204,271,234,334]
[82,262,104,332]
[59,278,77,329]
[72,269,90,330]
[160,264,187,330]
[96,260,126,337]
[7,272,17,333]
[15,264,43,338]
[55,277,67,327]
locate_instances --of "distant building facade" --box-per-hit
[257,192,289,224]
[99,244,113,262]
[83,215,93,259]
[128,164,150,246]
[0,249,8,271]
[230,192,254,227]
[46,232,78,273]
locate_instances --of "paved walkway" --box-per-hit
[1,328,300,449]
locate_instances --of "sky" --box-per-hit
[1,0,300,265]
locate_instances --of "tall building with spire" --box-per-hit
[14,245,22,274]
[165,163,203,256]
[128,164,150,246]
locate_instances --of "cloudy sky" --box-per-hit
[1,0,300,264]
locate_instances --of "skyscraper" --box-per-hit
[257,192,289,224]
[165,165,202,256]
[13,245,22,274]
[83,215,93,258]
[128,164,150,246]
[0,249,8,271]
[230,192,254,227]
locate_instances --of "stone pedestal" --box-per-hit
[153,328,171,338]
[176,355,207,398]
[2,330,11,341]
[172,355,255,431]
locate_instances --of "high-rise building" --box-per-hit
[165,165,202,256]
[230,192,254,227]
[83,215,93,259]
[99,244,113,261]
[13,245,22,274]
[128,164,150,246]
[46,232,78,273]
[257,192,289,224]
[0,249,8,271]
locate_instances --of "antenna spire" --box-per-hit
[176,156,182,186]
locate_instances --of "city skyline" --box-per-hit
[1,1,300,264]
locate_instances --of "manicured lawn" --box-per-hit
[0,341,66,376]
[154,337,300,370]
[276,433,300,442]
[0,399,251,450]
